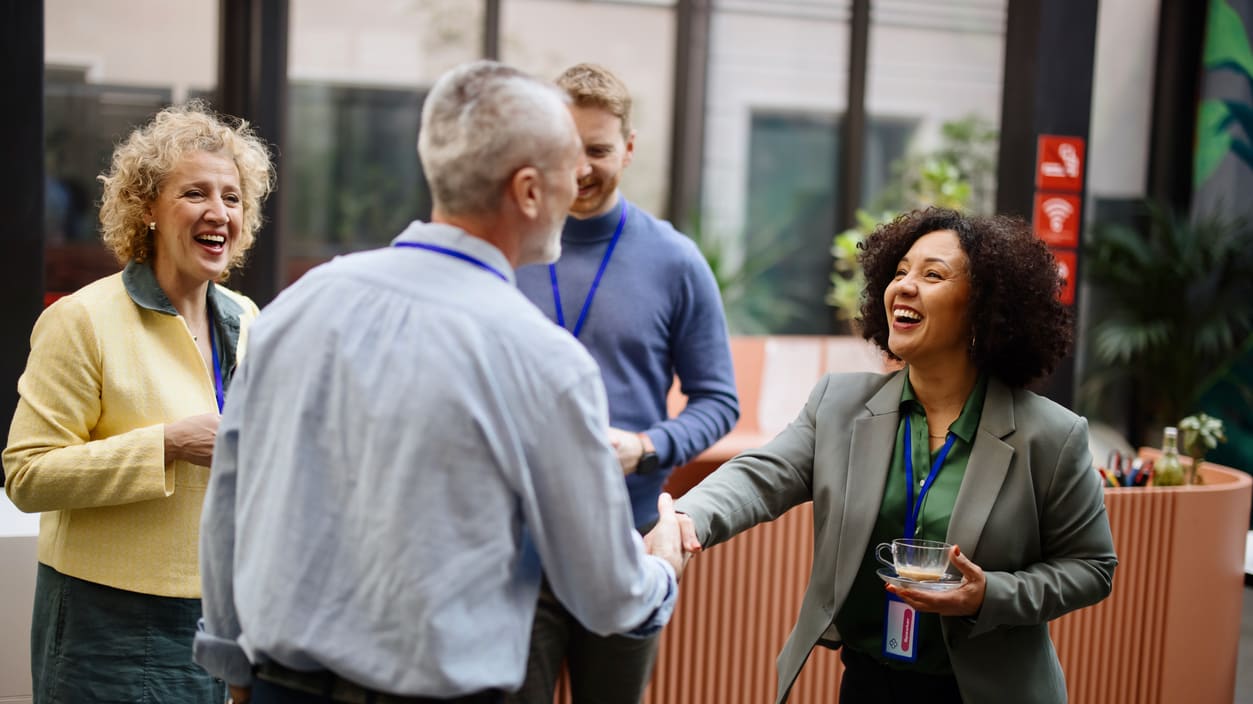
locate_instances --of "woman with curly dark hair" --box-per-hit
[674,208,1116,703]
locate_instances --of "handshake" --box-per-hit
[642,492,704,581]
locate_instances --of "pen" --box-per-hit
[1097,468,1118,488]
[1126,459,1142,487]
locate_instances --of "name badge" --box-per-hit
[883,593,918,662]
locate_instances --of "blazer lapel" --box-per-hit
[832,371,906,602]
[946,378,1016,558]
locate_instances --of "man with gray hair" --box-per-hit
[193,60,688,704]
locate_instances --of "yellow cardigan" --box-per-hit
[4,265,259,598]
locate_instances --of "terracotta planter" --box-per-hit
[614,337,1253,703]
[600,453,1249,704]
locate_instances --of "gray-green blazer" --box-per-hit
[674,370,1117,704]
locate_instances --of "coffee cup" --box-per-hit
[875,538,953,582]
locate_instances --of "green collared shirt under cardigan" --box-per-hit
[835,373,989,674]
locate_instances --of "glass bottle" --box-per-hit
[1152,426,1185,486]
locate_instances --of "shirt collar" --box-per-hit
[122,259,244,335]
[122,259,179,316]
[391,220,516,285]
[899,371,989,444]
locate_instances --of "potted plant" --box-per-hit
[826,116,997,322]
[1179,413,1229,485]
[1081,202,1253,445]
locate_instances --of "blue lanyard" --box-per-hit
[549,201,629,338]
[394,242,509,283]
[903,416,957,538]
[208,319,224,413]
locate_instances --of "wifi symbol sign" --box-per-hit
[1032,193,1081,247]
[1042,198,1073,232]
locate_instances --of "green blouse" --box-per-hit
[833,372,988,674]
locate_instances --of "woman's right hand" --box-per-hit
[163,412,221,466]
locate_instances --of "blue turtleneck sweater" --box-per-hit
[516,198,740,529]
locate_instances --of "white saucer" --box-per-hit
[877,567,963,592]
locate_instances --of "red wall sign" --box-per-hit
[1032,192,1082,247]
[1035,135,1086,192]
[1051,248,1078,306]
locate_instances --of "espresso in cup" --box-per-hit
[876,538,953,582]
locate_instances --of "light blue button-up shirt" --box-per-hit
[194,222,677,697]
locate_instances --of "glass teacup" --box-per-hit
[875,538,953,582]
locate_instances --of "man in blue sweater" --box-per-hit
[510,63,740,704]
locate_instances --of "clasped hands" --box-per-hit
[607,426,645,475]
[642,493,704,581]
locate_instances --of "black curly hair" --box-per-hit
[857,207,1073,389]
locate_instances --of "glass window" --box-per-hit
[283,0,483,283]
[744,112,914,334]
[500,0,678,218]
[864,0,1006,215]
[702,1,850,334]
[43,0,218,296]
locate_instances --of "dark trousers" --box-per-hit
[839,647,964,704]
[506,581,659,704]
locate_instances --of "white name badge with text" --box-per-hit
[883,594,918,662]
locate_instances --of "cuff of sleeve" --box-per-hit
[625,557,678,639]
[645,429,673,469]
[967,572,1008,637]
[137,423,176,497]
[193,621,253,686]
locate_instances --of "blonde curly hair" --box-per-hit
[97,100,274,275]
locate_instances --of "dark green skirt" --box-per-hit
[31,563,226,703]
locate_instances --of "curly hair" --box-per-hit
[857,207,1073,388]
[97,100,274,275]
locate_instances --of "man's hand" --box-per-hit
[608,426,645,474]
[163,412,221,466]
[644,493,692,580]
[228,684,251,704]
[884,545,986,617]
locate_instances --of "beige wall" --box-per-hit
[287,0,481,87]
[502,0,677,218]
[1087,0,1161,199]
[44,0,217,100]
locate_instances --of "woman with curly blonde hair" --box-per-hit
[4,100,273,703]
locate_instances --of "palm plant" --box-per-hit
[684,214,810,335]
[1082,202,1253,440]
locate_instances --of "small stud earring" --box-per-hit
[148,222,156,232]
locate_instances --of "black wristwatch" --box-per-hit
[636,432,660,475]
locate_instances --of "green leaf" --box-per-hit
[1195,100,1235,188]
[1093,317,1172,365]
[1230,138,1253,172]
[1203,0,1253,76]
